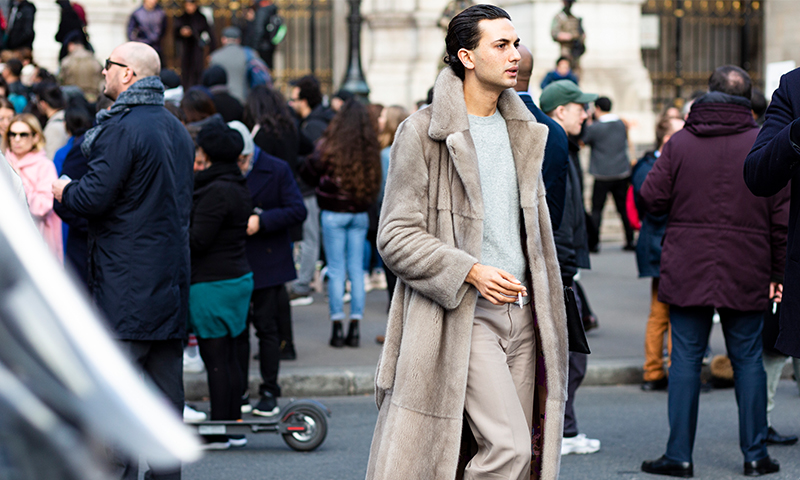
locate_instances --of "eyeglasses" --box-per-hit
[105,59,137,77]
[8,131,31,139]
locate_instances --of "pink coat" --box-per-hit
[7,149,63,262]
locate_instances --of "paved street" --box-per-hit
[183,381,800,479]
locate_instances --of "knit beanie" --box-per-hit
[196,118,244,164]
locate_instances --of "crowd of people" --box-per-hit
[2,1,800,479]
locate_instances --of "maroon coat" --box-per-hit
[641,95,790,311]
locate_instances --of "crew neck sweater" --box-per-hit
[468,109,528,293]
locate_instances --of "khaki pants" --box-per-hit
[643,278,671,382]
[464,297,535,480]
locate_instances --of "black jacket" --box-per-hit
[191,163,252,284]
[61,105,194,341]
[744,67,800,356]
[5,0,36,50]
[553,139,590,277]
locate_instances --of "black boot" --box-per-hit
[330,321,344,347]
[345,320,360,347]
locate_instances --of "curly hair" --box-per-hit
[320,99,381,205]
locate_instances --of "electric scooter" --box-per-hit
[191,399,330,452]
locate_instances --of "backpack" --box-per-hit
[265,13,286,46]
[244,47,273,88]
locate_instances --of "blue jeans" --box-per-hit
[321,210,368,321]
[666,306,768,463]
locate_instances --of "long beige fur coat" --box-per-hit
[367,68,569,480]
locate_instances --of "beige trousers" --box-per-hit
[464,297,536,480]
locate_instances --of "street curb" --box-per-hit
[184,362,640,400]
[184,360,798,400]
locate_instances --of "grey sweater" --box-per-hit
[468,110,527,290]
[582,114,631,179]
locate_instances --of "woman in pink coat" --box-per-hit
[5,113,63,262]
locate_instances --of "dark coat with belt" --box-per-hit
[190,163,252,285]
[631,151,667,278]
[744,67,800,356]
[61,105,194,340]
[245,146,307,290]
[641,93,790,312]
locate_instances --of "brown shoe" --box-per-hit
[375,335,385,344]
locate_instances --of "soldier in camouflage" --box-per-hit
[551,0,585,75]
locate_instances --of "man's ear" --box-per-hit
[457,48,475,71]
[554,105,567,122]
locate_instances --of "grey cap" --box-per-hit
[221,26,241,39]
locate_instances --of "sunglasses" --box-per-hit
[8,131,31,139]
[105,59,137,76]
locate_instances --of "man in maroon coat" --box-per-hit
[640,65,788,478]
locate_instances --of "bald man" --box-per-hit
[513,44,569,230]
[53,42,195,480]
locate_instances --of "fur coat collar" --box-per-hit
[368,68,568,480]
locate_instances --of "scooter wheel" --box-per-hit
[281,404,328,451]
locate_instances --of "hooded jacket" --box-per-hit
[367,68,568,480]
[641,93,789,311]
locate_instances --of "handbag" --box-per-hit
[564,286,591,354]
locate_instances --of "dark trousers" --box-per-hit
[563,277,588,437]
[590,177,634,248]
[115,339,183,480]
[666,306,768,463]
[198,336,242,421]
[237,285,284,399]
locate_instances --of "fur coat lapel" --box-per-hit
[368,68,567,480]
[428,69,546,219]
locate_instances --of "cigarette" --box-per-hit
[517,292,523,309]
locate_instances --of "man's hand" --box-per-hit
[770,282,783,303]
[52,179,70,202]
[465,263,526,305]
[246,214,260,236]
[180,26,192,37]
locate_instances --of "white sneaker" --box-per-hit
[228,435,248,447]
[183,351,205,374]
[561,433,600,455]
[201,438,230,450]
[183,404,207,423]
[364,273,374,292]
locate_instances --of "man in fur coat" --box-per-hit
[367,5,568,480]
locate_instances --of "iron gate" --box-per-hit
[641,0,763,113]
[161,0,334,94]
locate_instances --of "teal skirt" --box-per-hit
[189,273,254,339]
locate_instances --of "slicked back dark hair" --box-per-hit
[444,4,511,80]
[708,65,752,99]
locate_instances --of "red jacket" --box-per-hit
[641,94,789,311]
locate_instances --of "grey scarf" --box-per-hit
[82,76,165,157]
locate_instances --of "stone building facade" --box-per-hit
[26,0,800,146]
